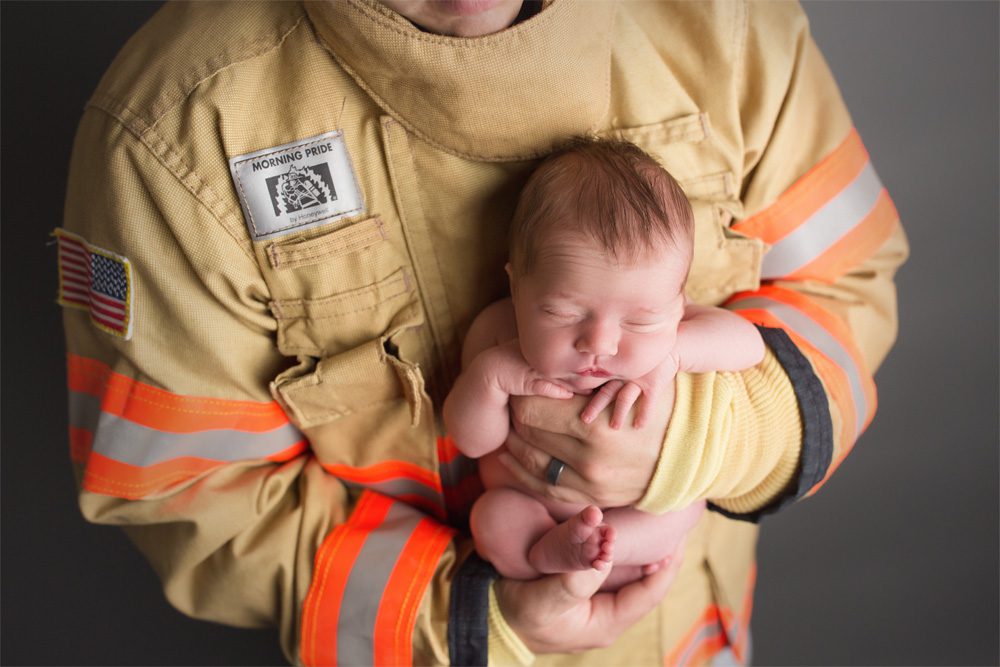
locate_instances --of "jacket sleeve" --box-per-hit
[60,106,464,665]
[637,1,909,519]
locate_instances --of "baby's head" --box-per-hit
[507,136,694,390]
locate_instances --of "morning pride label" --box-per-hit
[229,131,364,240]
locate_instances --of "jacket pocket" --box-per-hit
[614,114,763,305]
[270,337,441,505]
[264,215,425,356]
[270,267,422,357]
[272,336,425,430]
[265,215,388,270]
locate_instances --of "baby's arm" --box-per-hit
[443,300,572,459]
[675,304,766,373]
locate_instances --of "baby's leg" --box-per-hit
[470,488,558,579]
[602,501,706,566]
[470,488,613,579]
[593,502,705,592]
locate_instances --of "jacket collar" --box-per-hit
[306,0,617,161]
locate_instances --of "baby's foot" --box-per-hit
[528,506,615,574]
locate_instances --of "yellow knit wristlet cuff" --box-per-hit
[636,350,803,515]
[637,371,730,513]
[487,583,535,666]
[712,352,802,514]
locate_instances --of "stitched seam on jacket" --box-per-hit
[93,13,306,133]
[80,105,258,264]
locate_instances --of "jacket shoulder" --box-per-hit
[88,1,306,132]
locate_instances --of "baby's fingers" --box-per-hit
[580,380,623,424]
[610,383,643,430]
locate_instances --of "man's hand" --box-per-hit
[495,545,685,654]
[500,378,675,508]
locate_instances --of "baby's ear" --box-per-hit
[505,262,516,296]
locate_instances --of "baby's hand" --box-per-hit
[484,339,575,400]
[580,380,640,429]
[579,356,680,429]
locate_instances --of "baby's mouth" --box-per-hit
[576,367,611,378]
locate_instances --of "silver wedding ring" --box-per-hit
[545,457,566,486]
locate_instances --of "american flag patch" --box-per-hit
[55,229,134,340]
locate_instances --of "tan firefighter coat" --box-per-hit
[58,1,907,664]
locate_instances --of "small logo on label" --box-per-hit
[266,164,337,216]
[229,131,364,241]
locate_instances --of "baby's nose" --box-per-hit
[576,322,619,357]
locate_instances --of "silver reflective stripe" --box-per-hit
[340,477,444,510]
[337,502,423,667]
[730,298,867,433]
[676,621,724,667]
[709,646,743,667]
[68,390,304,466]
[761,161,883,279]
[68,391,101,433]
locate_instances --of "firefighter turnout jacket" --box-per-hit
[58,1,907,665]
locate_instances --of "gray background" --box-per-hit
[1,2,997,665]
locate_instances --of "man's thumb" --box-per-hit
[552,566,612,610]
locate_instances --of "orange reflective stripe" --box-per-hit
[719,565,757,664]
[685,632,727,666]
[373,519,453,666]
[733,128,898,283]
[322,462,446,521]
[67,354,290,434]
[301,492,454,667]
[437,435,483,520]
[67,354,307,499]
[436,434,465,464]
[665,565,757,666]
[665,607,725,667]
[80,442,306,500]
[729,287,876,493]
[732,307,859,453]
[323,461,439,488]
[733,129,869,244]
[763,285,875,432]
[69,426,93,463]
[782,190,898,282]
[302,492,391,667]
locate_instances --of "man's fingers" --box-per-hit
[497,450,593,505]
[610,538,686,627]
[502,567,610,626]
[555,567,613,609]
[503,430,592,500]
[634,394,652,429]
[510,393,590,438]
[504,427,552,476]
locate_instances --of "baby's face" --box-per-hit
[510,235,688,393]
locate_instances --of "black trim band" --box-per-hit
[448,553,498,666]
[709,325,833,523]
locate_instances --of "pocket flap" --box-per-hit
[266,216,388,270]
[270,268,421,356]
[271,338,424,430]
